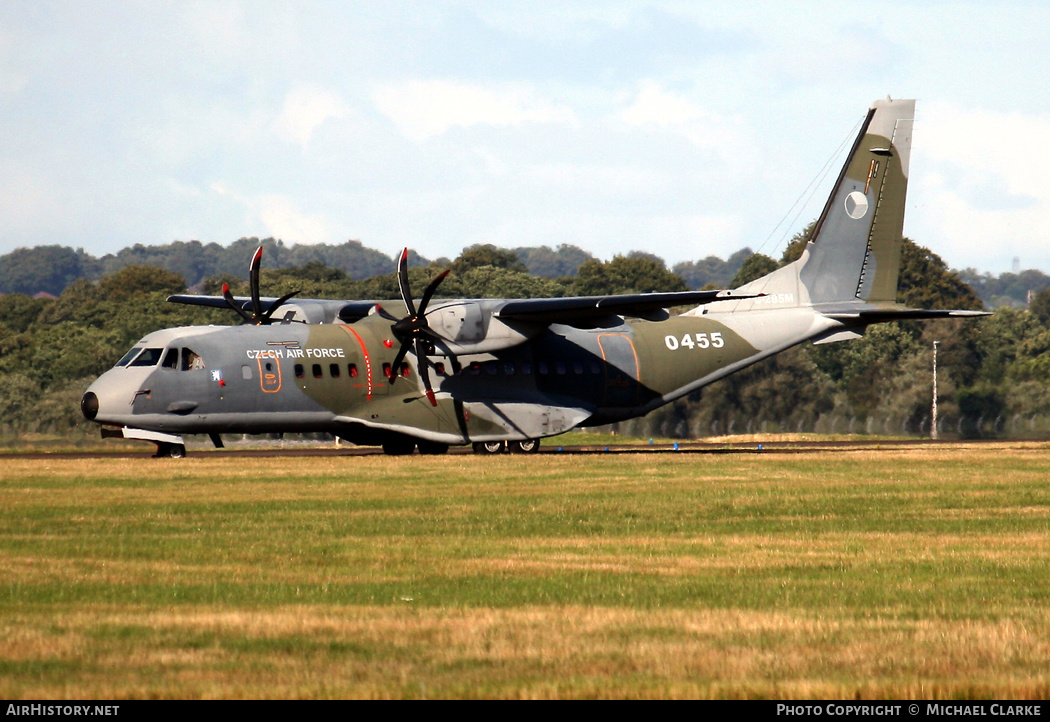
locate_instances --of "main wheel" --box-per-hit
[417,440,449,456]
[382,437,416,456]
[508,438,540,454]
[472,440,505,455]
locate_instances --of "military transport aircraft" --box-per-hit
[81,98,987,457]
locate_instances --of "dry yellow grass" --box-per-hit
[1,443,1048,698]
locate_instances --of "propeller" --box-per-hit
[221,246,300,325]
[379,248,450,406]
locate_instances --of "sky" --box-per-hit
[1,1,1049,274]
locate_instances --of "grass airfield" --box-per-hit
[1,438,1049,699]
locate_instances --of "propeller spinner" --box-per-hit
[380,248,450,406]
[222,246,300,325]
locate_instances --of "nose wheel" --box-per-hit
[154,442,186,458]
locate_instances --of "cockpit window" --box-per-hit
[162,348,179,369]
[181,348,205,371]
[128,347,164,367]
[116,347,143,367]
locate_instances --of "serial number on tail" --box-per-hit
[665,332,724,351]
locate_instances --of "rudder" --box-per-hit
[797,98,915,305]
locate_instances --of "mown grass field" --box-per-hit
[1,442,1049,699]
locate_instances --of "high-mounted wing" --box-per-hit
[494,289,761,324]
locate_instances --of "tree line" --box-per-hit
[2,235,1050,443]
[2,236,1045,309]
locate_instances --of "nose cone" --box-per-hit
[81,391,99,420]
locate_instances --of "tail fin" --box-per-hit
[732,98,915,308]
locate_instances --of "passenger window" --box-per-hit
[486,362,498,375]
[504,362,515,375]
[522,362,532,375]
[348,364,358,378]
[434,362,446,376]
[241,365,252,380]
[329,363,341,378]
[538,361,549,375]
[573,362,584,375]
[129,348,163,367]
[555,362,566,375]
[294,364,305,378]
[312,364,323,378]
[382,363,393,379]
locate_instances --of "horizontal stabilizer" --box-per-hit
[825,308,991,322]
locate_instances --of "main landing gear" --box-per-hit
[471,439,541,455]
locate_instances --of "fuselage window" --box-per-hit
[522,362,532,375]
[116,347,142,367]
[400,364,410,378]
[162,348,179,369]
[538,361,549,375]
[590,361,602,375]
[573,362,584,375]
[181,349,205,371]
[434,362,446,376]
[294,364,305,379]
[348,363,358,378]
[469,362,481,376]
[555,362,566,375]
[129,348,163,367]
[504,362,515,375]
[312,363,323,378]
[486,361,498,376]
[241,365,252,380]
[382,363,393,379]
[329,363,341,378]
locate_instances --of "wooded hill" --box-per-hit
[4,232,1050,444]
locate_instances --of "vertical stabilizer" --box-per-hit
[798,98,915,305]
[722,99,915,311]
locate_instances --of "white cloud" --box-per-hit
[372,79,577,142]
[618,82,757,169]
[273,86,350,147]
[210,184,335,244]
[912,102,1050,269]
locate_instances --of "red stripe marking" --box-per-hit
[341,325,373,401]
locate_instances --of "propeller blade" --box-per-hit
[396,248,416,317]
[261,290,300,323]
[373,304,399,322]
[249,246,264,320]
[417,269,450,317]
[387,343,410,387]
[415,337,437,406]
[222,283,254,323]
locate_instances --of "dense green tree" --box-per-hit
[673,248,751,290]
[0,245,85,296]
[513,244,593,278]
[570,255,687,295]
[730,253,778,287]
[450,244,528,275]
[897,240,984,311]
[99,265,186,301]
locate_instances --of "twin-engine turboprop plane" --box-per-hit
[81,98,987,457]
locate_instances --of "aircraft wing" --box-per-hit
[493,289,761,324]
